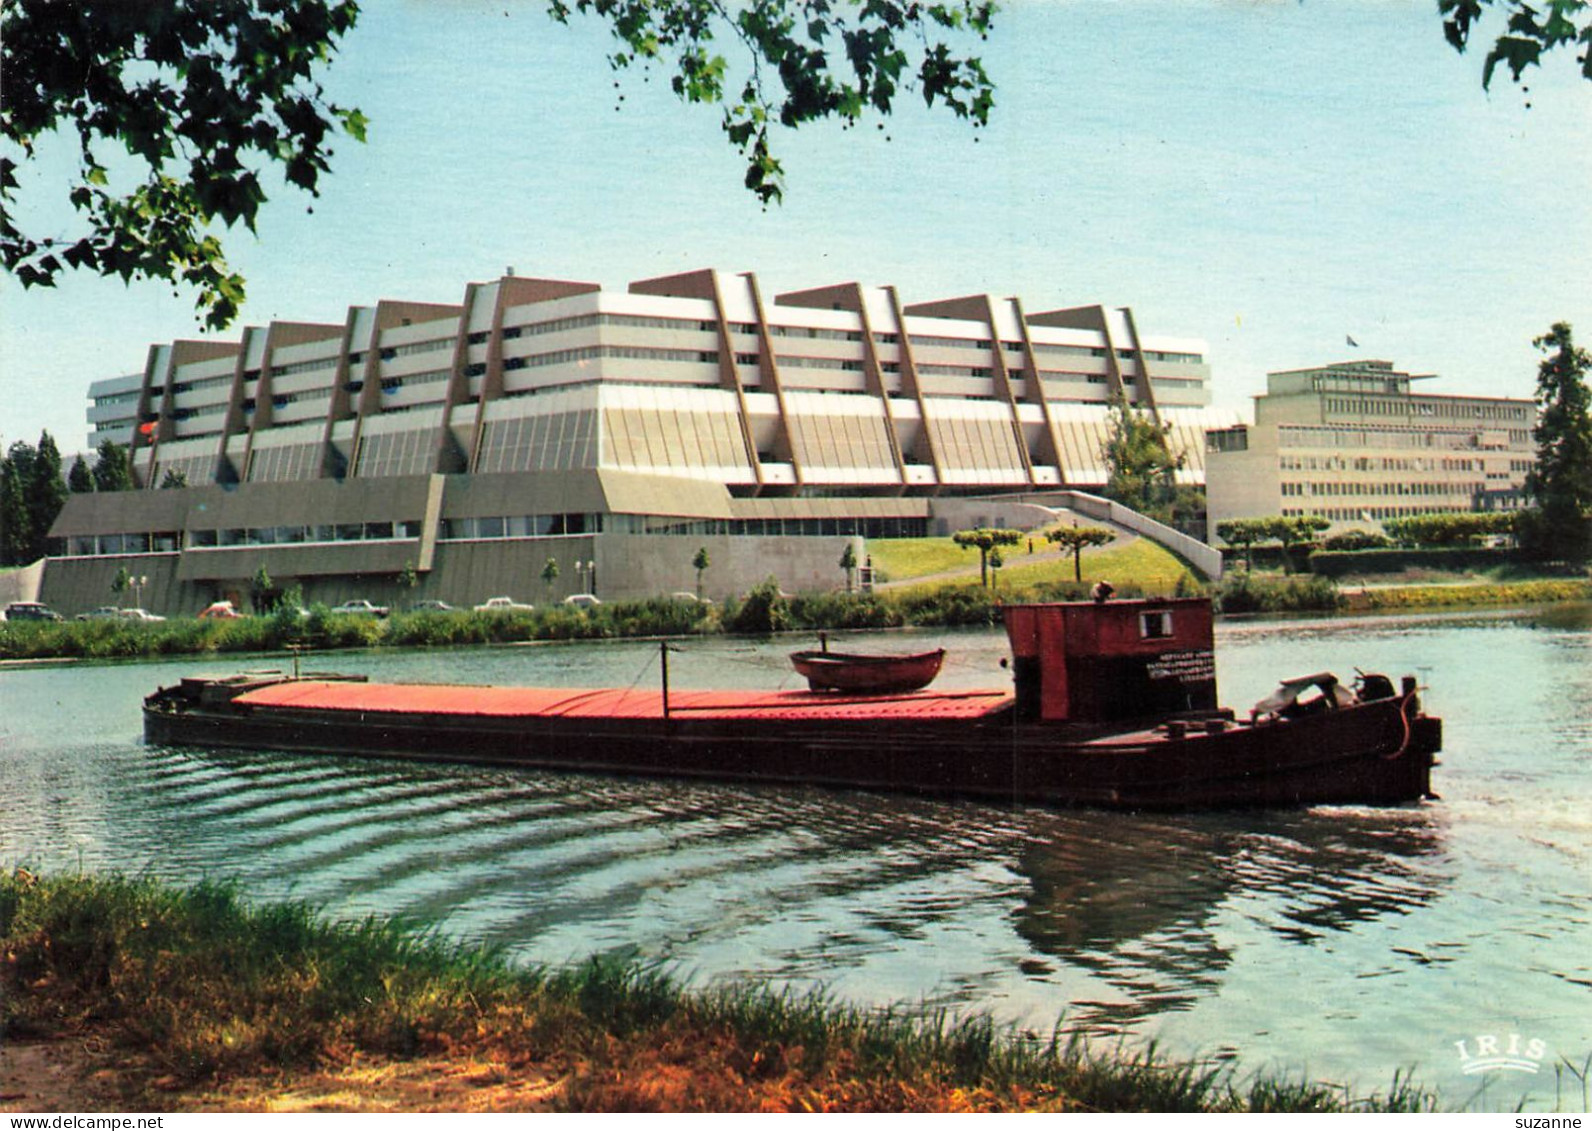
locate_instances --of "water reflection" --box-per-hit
[120,737,1455,1047]
[1011,807,1447,1030]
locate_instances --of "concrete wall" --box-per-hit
[36,532,868,616]
[0,560,46,609]
[40,555,184,617]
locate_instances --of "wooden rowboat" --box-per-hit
[789,647,946,693]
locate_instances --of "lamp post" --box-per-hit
[135,575,149,610]
[575,560,596,596]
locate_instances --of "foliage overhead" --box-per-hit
[1439,0,1592,87]
[0,0,364,328]
[549,0,996,205]
[3,0,1584,332]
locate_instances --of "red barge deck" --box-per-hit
[143,598,1441,810]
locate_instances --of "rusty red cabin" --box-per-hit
[1004,598,1218,724]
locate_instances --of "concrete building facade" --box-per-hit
[1205,360,1535,539]
[50,269,1238,614]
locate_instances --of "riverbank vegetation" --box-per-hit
[0,870,1437,1113]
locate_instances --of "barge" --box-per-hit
[143,598,1441,810]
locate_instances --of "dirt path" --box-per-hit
[0,1037,562,1113]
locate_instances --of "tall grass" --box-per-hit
[1217,573,1343,614]
[1,871,1441,1112]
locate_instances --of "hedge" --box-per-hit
[1306,547,1519,578]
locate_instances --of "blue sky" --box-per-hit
[3,0,1589,456]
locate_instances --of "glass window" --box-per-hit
[1140,611,1173,640]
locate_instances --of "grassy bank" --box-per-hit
[0,575,1168,663]
[0,871,1436,1113]
[1342,577,1592,612]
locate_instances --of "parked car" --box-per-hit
[474,596,534,612]
[198,600,242,620]
[412,599,456,613]
[670,592,715,606]
[331,599,389,617]
[3,601,63,622]
[119,608,166,622]
[563,593,602,609]
[76,606,124,621]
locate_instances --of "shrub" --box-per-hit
[1217,573,1341,614]
[1307,546,1519,578]
[1321,530,1392,552]
[723,577,790,635]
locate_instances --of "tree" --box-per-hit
[839,542,858,593]
[1101,402,1185,520]
[1440,0,1592,88]
[397,559,419,607]
[0,432,69,565]
[1047,524,1116,583]
[541,556,560,597]
[1265,515,1330,572]
[91,440,134,493]
[159,467,189,490]
[67,458,94,494]
[0,444,30,566]
[1215,518,1273,571]
[1521,321,1592,561]
[951,527,1021,588]
[1,0,365,329]
[250,565,274,613]
[691,546,711,600]
[24,431,68,562]
[111,564,133,606]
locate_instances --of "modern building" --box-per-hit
[1205,359,1536,538]
[48,269,1238,614]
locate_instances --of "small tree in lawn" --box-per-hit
[1046,524,1116,582]
[692,547,711,600]
[1216,518,1271,571]
[988,546,1004,590]
[839,542,858,593]
[1267,515,1330,572]
[540,556,560,599]
[952,528,1022,587]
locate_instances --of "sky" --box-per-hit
[3,0,1590,457]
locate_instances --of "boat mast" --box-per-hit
[660,639,671,720]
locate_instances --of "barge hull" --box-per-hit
[143,684,1437,810]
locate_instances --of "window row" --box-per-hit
[190,521,423,547]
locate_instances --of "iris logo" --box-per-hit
[1453,1033,1549,1075]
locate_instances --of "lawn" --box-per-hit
[871,535,1198,597]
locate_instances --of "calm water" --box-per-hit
[3,608,1589,1109]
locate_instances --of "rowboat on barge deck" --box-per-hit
[142,598,1442,810]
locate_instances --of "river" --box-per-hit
[2,606,1589,1110]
